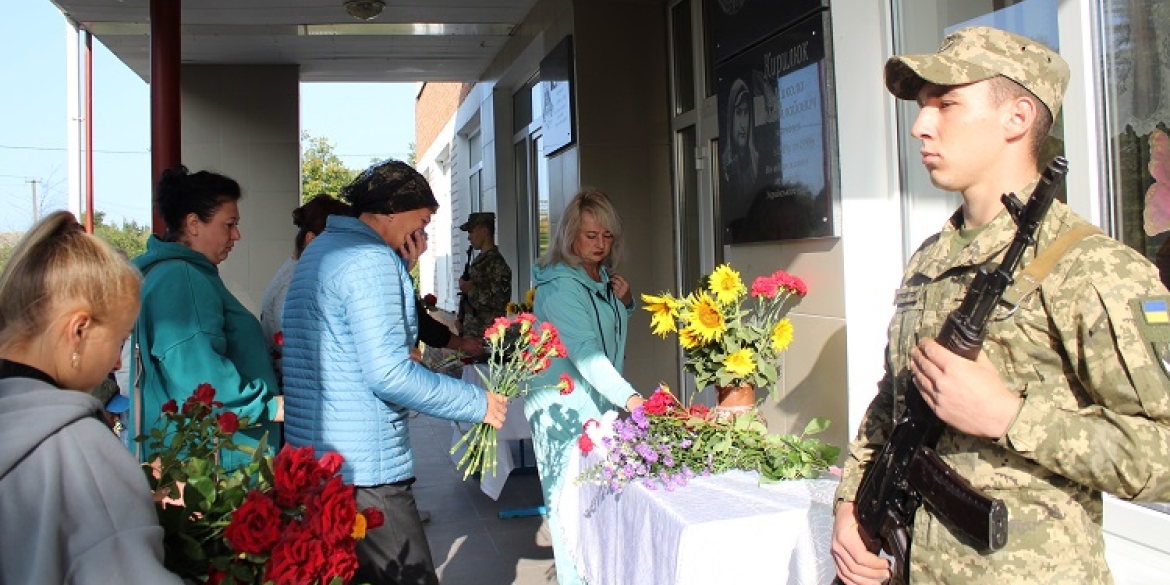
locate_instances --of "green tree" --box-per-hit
[86,211,151,260]
[302,132,358,203]
[406,141,417,167]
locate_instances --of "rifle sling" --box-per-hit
[999,224,1102,309]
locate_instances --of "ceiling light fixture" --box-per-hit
[344,0,386,21]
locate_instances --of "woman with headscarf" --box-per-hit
[721,77,760,220]
[280,159,507,584]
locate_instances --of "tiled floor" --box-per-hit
[409,413,559,585]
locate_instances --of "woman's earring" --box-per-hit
[71,352,80,370]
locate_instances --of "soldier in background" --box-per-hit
[457,212,512,340]
[832,26,1170,584]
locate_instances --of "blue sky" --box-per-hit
[1,2,417,232]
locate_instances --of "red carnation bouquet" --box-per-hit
[450,313,568,479]
[140,384,383,584]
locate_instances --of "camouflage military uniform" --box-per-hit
[459,246,512,338]
[836,192,1170,584]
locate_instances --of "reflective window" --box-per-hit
[892,0,1062,259]
[672,0,696,114]
[1098,0,1170,287]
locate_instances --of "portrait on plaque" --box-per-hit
[715,12,838,243]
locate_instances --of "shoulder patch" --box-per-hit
[1130,296,1170,380]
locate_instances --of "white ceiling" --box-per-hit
[47,0,539,82]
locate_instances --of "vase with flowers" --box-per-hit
[641,264,807,415]
[139,384,383,584]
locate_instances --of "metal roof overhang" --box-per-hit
[47,0,539,82]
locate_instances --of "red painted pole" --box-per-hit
[84,31,94,233]
[150,0,181,236]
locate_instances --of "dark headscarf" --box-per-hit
[341,159,438,215]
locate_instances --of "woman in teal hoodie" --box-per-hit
[526,189,646,585]
[130,167,282,469]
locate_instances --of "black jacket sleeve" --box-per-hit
[416,301,453,348]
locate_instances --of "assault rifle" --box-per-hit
[456,244,474,332]
[845,157,1069,585]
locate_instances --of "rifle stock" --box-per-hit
[456,245,474,328]
[840,157,1069,584]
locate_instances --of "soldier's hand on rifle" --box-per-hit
[482,392,508,429]
[910,338,1021,439]
[831,502,890,585]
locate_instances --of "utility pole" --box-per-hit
[28,179,39,223]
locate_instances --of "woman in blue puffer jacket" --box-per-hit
[526,188,646,585]
[281,159,506,585]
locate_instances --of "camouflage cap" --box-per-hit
[341,159,438,215]
[884,26,1069,118]
[460,212,496,231]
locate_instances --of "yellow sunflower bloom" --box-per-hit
[678,326,701,349]
[642,292,683,338]
[525,288,536,306]
[684,290,726,344]
[771,318,794,352]
[708,264,746,305]
[723,348,757,377]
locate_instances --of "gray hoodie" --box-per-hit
[0,377,182,585]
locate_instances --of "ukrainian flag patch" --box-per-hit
[1144,300,1170,324]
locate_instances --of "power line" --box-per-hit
[0,144,148,155]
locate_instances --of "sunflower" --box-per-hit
[771,318,794,353]
[525,288,536,306]
[683,290,726,344]
[723,348,757,377]
[678,326,701,349]
[708,264,746,306]
[641,292,683,338]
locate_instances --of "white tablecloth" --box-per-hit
[449,364,533,500]
[559,449,838,585]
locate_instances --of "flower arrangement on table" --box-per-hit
[505,288,537,316]
[139,384,384,584]
[450,312,569,479]
[576,385,839,493]
[641,264,807,409]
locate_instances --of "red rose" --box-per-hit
[688,404,710,418]
[644,396,669,416]
[191,383,216,406]
[362,507,385,530]
[273,445,328,507]
[265,525,328,585]
[318,451,344,476]
[224,491,283,555]
[206,567,227,585]
[216,411,240,435]
[161,399,178,414]
[578,433,594,455]
[305,475,357,545]
[423,293,438,307]
[323,539,360,583]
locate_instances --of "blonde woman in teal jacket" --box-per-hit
[526,189,646,585]
[130,167,282,470]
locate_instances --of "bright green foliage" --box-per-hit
[301,132,358,204]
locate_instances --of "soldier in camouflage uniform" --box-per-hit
[457,212,512,339]
[832,27,1170,585]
